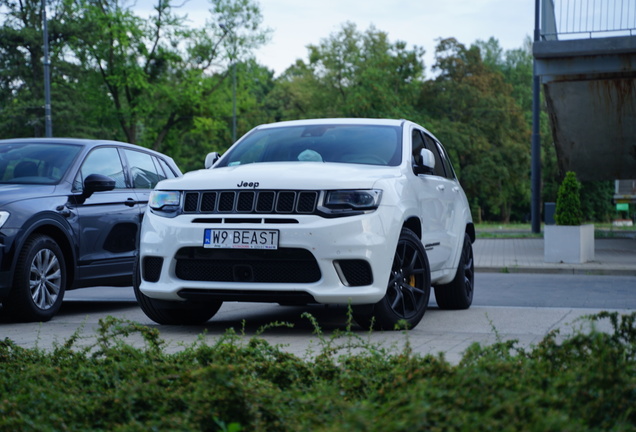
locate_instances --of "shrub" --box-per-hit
[1,312,635,431]
[555,171,583,225]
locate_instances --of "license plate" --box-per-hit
[203,229,279,249]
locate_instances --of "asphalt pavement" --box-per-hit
[4,235,636,365]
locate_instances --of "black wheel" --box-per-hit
[133,258,221,325]
[354,228,431,330]
[434,233,474,310]
[5,234,66,322]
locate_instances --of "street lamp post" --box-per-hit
[42,0,52,137]
[220,23,237,143]
[531,0,542,233]
[232,58,236,142]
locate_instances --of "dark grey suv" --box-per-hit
[0,138,181,322]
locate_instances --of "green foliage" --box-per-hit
[555,171,584,225]
[0,0,269,157]
[422,38,531,222]
[270,22,425,120]
[580,180,615,223]
[1,313,636,431]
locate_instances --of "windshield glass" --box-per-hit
[216,124,402,167]
[0,142,83,185]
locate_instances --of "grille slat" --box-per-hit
[219,191,235,212]
[201,192,217,212]
[184,193,199,212]
[183,190,319,215]
[237,191,255,212]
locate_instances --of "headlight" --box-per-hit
[0,211,9,229]
[149,190,181,215]
[324,189,382,210]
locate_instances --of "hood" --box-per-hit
[156,162,402,191]
[0,184,60,206]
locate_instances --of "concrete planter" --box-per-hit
[544,224,595,264]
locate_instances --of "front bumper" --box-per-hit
[138,209,400,305]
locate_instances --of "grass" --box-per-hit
[1,312,635,431]
[476,222,636,239]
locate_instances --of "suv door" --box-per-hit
[71,146,142,286]
[411,128,456,270]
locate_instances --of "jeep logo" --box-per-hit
[237,181,260,188]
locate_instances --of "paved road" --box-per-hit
[60,272,636,309]
[2,273,634,364]
[472,273,636,309]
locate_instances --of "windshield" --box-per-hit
[216,124,402,167]
[0,142,83,185]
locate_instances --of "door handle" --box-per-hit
[452,186,460,193]
[436,185,445,192]
[125,198,137,207]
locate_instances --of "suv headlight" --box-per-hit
[149,190,181,216]
[323,189,382,213]
[0,211,9,228]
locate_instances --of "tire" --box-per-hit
[434,233,474,310]
[354,228,431,330]
[132,258,221,325]
[5,234,66,322]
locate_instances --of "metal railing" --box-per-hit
[541,0,636,40]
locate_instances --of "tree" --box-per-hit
[0,0,269,159]
[0,0,61,137]
[62,0,269,153]
[421,38,530,222]
[175,59,276,172]
[554,171,583,225]
[271,22,425,120]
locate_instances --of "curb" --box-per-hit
[476,266,636,277]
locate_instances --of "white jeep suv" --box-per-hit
[135,118,475,329]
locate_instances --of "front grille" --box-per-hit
[335,260,373,286]
[174,247,321,283]
[183,190,319,215]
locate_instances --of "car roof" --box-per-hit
[0,137,169,158]
[253,118,408,130]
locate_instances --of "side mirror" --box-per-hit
[84,173,116,193]
[72,173,115,204]
[82,173,116,199]
[205,152,220,169]
[413,148,435,175]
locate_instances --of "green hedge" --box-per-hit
[1,313,635,431]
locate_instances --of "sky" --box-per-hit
[137,0,538,76]
[252,0,536,76]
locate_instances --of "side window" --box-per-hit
[157,158,178,179]
[422,133,446,177]
[435,141,456,180]
[411,129,426,171]
[75,147,127,190]
[123,149,164,189]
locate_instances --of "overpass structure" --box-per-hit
[531,0,636,230]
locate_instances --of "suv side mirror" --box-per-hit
[413,148,435,175]
[84,173,115,197]
[74,173,115,204]
[84,173,116,193]
[205,152,220,169]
